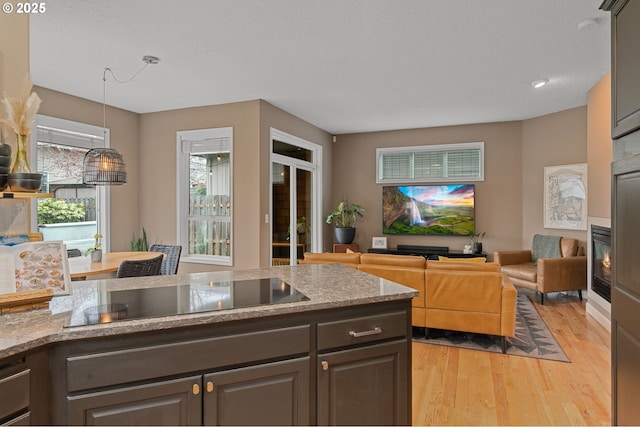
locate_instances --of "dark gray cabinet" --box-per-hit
[316,310,411,425]
[603,0,640,138]
[0,365,30,426]
[602,0,640,424]
[66,358,311,426]
[317,340,408,425]
[67,375,202,425]
[39,300,411,425]
[611,156,640,426]
[203,357,310,425]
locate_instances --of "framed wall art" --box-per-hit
[544,163,587,230]
[372,237,388,249]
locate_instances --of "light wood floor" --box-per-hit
[412,290,611,426]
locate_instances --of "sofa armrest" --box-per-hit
[493,250,532,266]
[500,274,517,337]
[537,256,587,293]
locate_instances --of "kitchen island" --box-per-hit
[0,264,417,426]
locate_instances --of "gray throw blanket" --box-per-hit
[531,234,562,264]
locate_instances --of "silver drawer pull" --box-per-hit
[349,327,382,338]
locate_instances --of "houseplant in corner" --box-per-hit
[326,200,365,244]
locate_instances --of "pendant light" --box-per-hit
[83,56,160,185]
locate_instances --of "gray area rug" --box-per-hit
[413,294,570,362]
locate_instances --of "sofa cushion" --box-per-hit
[299,252,361,268]
[360,253,425,268]
[426,260,500,272]
[438,256,486,263]
[358,264,425,308]
[560,238,579,257]
[425,270,503,314]
[500,262,537,282]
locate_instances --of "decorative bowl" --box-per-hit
[8,172,43,192]
[0,174,7,191]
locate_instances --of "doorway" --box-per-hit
[270,129,322,266]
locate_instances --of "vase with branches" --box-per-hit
[0,76,42,174]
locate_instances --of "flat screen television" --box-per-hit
[382,184,475,235]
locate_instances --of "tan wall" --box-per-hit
[0,7,29,99]
[258,101,333,266]
[0,7,29,164]
[521,106,588,247]
[35,87,141,252]
[139,99,331,273]
[587,73,612,219]
[139,100,261,273]
[333,122,523,257]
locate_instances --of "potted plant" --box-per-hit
[85,233,103,261]
[131,228,148,251]
[326,200,365,244]
[467,231,486,254]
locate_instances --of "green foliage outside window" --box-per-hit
[37,198,86,224]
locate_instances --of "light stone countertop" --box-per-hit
[0,264,417,360]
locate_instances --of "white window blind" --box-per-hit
[377,142,484,183]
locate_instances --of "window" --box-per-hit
[177,127,233,266]
[377,142,484,183]
[32,115,110,253]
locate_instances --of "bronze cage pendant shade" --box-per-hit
[82,148,127,185]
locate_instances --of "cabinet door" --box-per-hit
[612,160,640,425]
[611,0,640,138]
[203,357,310,426]
[0,369,29,423]
[67,375,202,425]
[317,340,409,426]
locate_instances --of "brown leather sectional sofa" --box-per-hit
[300,252,517,352]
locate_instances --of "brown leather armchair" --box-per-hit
[494,237,586,304]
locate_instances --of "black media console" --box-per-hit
[368,244,487,260]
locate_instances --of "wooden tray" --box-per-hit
[0,288,53,314]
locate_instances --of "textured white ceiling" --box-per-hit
[29,0,610,134]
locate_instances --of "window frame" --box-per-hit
[31,114,111,252]
[376,141,484,183]
[176,126,233,266]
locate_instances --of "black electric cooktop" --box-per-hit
[65,277,309,327]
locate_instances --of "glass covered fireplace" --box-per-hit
[591,224,612,303]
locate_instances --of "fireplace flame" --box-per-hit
[602,252,611,269]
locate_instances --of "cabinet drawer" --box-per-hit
[317,311,407,351]
[67,324,310,392]
[0,369,30,422]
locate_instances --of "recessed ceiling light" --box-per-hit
[531,79,549,89]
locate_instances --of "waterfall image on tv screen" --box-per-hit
[382,184,475,235]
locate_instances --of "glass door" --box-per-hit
[271,163,292,265]
[270,129,321,266]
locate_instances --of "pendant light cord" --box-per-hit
[101,58,155,143]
